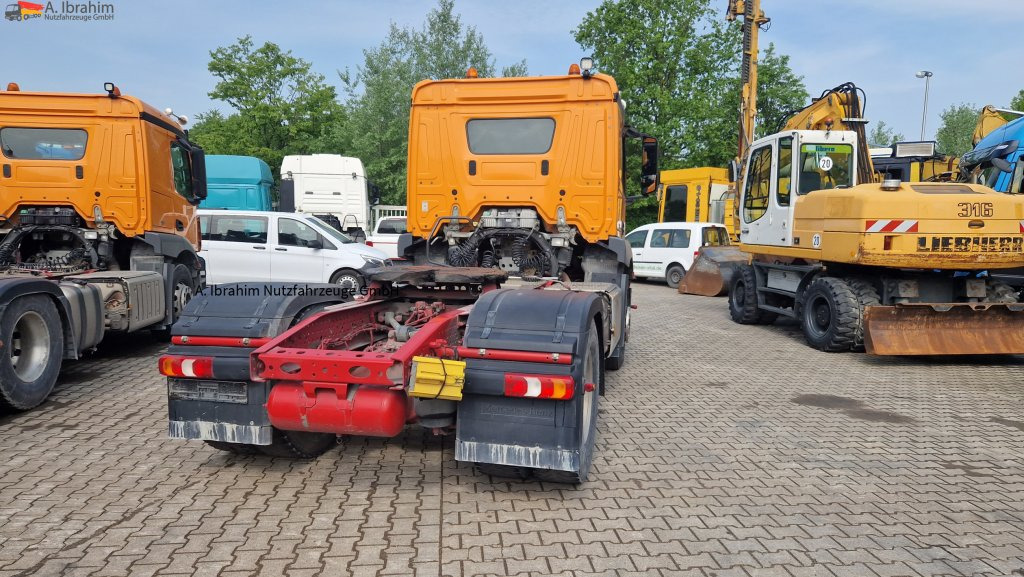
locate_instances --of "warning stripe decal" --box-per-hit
[866,219,918,233]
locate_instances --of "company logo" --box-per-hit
[5,1,114,22]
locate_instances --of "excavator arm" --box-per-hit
[781,83,874,185]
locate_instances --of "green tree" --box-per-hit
[867,120,905,147]
[935,103,979,157]
[1011,89,1024,111]
[574,0,807,227]
[190,36,344,190]
[341,0,524,204]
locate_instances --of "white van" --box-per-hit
[197,209,388,290]
[279,155,375,241]
[625,222,731,288]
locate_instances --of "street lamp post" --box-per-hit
[916,70,933,140]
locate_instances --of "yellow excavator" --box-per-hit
[686,0,1024,355]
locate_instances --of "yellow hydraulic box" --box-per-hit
[408,357,466,401]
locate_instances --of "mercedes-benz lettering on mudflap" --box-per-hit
[0,82,206,411]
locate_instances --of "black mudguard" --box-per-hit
[456,287,602,472]
[167,282,351,445]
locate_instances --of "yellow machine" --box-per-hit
[400,61,659,369]
[973,105,1022,146]
[727,84,1024,355]
[0,82,207,410]
[657,167,736,237]
[871,141,958,183]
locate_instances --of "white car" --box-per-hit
[364,216,406,258]
[197,209,388,290]
[625,222,731,288]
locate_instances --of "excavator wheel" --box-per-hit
[728,264,776,325]
[800,277,860,352]
[845,278,881,352]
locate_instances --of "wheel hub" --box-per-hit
[9,311,50,382]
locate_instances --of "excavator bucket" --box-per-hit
[864,303,1024,355]
[678,246,748,297]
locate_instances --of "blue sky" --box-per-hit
[4,0,1022,146]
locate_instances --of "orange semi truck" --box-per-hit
[162,61,658,483]
[0,82,206,410]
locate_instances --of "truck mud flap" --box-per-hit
[455,362,581,473]
[167,379,273,444]
[455,288,601,473]
[679,246,747,297]
[864,303,1024,355]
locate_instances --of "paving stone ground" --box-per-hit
[1,281,1023,577]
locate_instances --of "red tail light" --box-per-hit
[159,355,214,378]
[365,240,374,246]
[504,374,575,400]
[694,251,700,259]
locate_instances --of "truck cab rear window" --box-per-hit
[0,128,87,160]
[467,118,554,154]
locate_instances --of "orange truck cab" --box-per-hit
[0,82,207,411]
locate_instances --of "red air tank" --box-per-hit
[266,382,410,437]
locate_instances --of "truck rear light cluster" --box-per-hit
[504,374,575,400]
[159,355,214,378]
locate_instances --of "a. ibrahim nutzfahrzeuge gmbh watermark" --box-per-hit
[5,1,115,22]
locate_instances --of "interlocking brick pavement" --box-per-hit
[1,282,1023,576]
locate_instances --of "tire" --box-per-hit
[665,265,685,289]
[985,280,1018,303]
[800,276,860,352]
[605,274,630,372]
[538,320,602,484]
[476,463,532,480]
[845,277,881,351]
[258,428,337,459]
[0,295,64,411]
[728,264,776,325]
[205,440,262,455]
[169,264,195,325]
[329,268,363,295]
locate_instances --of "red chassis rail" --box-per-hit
[251,299,469,387]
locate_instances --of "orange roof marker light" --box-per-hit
[6,83,19,92]
[568,63,581,75]
[466,67,478,79]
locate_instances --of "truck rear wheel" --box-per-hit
[258,428,337,459]
[535,320,602,484]
[729,265,776,325]
[0,295,64,411]
[204,440,262,455]
[605,273,630,372]
[800,276,859,352]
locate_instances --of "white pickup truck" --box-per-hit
[364,216,406,258]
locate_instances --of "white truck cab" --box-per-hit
[280,155,377,242]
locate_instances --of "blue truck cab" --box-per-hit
[199,155,274,211]
[962,115,1024,193]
